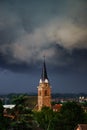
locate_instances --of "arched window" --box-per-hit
[45,90,48,96]
[39,91,41,96]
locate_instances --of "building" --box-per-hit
[37,59,51,110]
[74,124,87,130]
[3,104,15,109]
[52,104,62,112]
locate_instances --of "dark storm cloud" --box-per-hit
[48,44,87,73]
[0,0,87,73]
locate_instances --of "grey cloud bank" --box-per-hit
[0,0,87,93]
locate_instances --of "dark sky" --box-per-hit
[0,0,87,94]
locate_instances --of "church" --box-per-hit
[37,59,51,110]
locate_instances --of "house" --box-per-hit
[3,104,15,109]
[52,104,62,112]
[75,124,87,130]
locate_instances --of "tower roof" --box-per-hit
[39,58,49,83]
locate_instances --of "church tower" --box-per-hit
[37,58,51,110]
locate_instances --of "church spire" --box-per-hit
[39,57,49,83]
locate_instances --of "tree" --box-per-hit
[0,100,10,130]
[0,100,4,129]
[0,99,3,117]
[34,107,57,130]
[34,104,85,130]
[59,102,85,130]
[10,95,34,130]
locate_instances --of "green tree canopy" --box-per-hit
[34,102,86,130]
[34,107,57,130]
[59,102,85,130]
[0,99,4,117]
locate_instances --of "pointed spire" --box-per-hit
[39,56,49,83]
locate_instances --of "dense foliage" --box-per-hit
[0,95,87,130]
[0,95,37,130]
[58,102,86,130]
[34,102,87,130]
[0,100,10,130]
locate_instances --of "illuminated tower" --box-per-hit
[37,58,51,110]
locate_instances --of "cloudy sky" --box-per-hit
[0,0,87,94]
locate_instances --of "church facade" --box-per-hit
[37,59,51,110]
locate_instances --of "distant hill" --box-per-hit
[0,93,87,105]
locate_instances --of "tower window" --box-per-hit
[45,90,48,96]
[39,91,41,96]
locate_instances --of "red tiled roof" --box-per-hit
[75,124,87,130]
[79,124,87,130]
[52,104,62,111]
